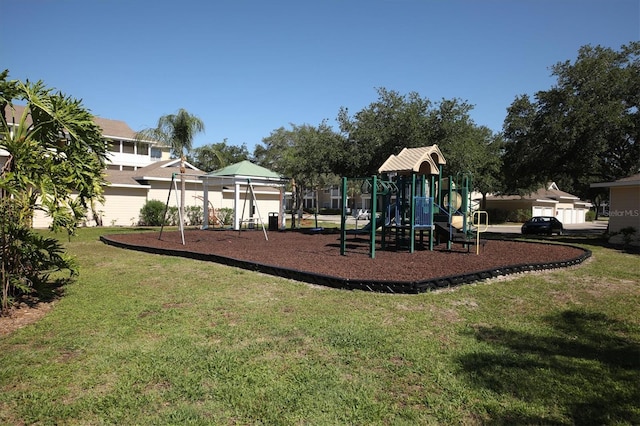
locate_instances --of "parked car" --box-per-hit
[353,209,371,220]
[521,216,564,235]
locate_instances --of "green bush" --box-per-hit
[0,198,77,312]
[139,200,168,226]
[166,206,179,226]
[216,207,234,226]
[585,210,596,221]
[186,205,203,226]
[320,208,341,215]
[620,226,638,247]
[507,209,531,223]
[486,209,508,224]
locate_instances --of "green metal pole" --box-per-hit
[370,175,377,259]
[340,176,347,256]
[429,176,435,251]
[410,173,416,253]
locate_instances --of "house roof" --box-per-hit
[591,173,640,188]
[133,159,205,181]
[378,145,446,176]
[5,104,154,143]
[105,160,205,187]
[206,160,283,179]
[94,116,138,140]
[105,169,148,187]
[487,182,581,203]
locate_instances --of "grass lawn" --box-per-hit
[1,227,638,425]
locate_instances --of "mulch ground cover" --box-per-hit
[102,229,590,293]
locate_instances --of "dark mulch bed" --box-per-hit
[102,229,590,293]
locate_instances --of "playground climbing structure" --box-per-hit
[340,145,486,257]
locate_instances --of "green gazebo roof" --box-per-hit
[206,160,283,179]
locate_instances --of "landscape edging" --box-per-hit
[100,235,592,294]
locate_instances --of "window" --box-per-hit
[122,142,135,154]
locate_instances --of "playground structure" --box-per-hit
[339,145,488,257]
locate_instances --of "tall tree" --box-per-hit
[502,42,640,200]
[337,88,504,199]
[254,122,343,227]
[1,72,108,312]
[136,109,205,226]
[187,139,249,172]
[336,88,432,177]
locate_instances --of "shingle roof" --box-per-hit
[105,170,145,186]
[5,104,151,142]
[105,160,205,186]
[206,160,283,179]
[94,116,138,140]
[617,173,640,182]
[378,145,446,175]
[591,173,640,188]
[134,160,205,180]
[487,182,580,201]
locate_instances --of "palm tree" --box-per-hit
[136,109,205,227]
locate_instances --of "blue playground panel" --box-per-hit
[387,197,434,228]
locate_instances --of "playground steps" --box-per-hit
[434,221,486,252]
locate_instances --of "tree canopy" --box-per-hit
[136,108,205,168]
[187,139,249,172]
[253,121,343,225]
[336,88,503,197]
[136,109,205,226]
[1,73,109,230]
[502,42,640,199]
[0,71,108,312]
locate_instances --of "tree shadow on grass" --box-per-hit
[458,309,640,425]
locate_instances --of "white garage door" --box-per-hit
[533,206,553,217]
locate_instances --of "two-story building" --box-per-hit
[3,105,287,229]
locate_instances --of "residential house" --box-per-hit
[591,173,640,245]
[304,186,371,212]
[97,159,206,227]
[484,182,591,224]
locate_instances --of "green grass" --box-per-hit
[1,227,639,425]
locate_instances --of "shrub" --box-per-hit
[320,208,341,215]
[509,209,531,223]
[585,210,596,221]
[186,205,203,226]
[216,208,234,226]
[139,200,168,226]
[486,209,508,224]
[1,198,77,312]
[619,226,638,247]
[166,207,179,226]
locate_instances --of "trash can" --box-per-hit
[268,212,279,231]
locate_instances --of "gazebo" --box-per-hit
[200,161,288,231]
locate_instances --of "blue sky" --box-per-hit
[2,0,638,152]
